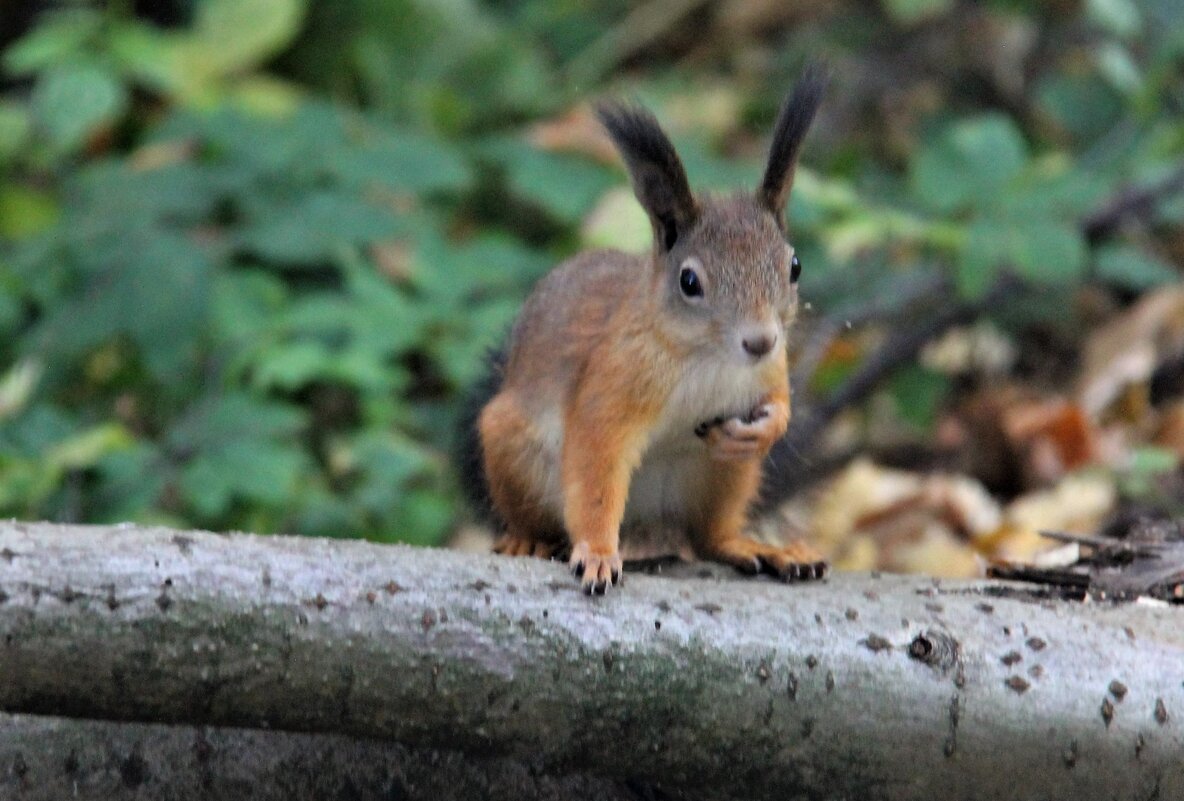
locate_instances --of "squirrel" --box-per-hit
[458,66,829,593]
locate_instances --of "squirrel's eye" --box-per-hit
[790,254,802,283]
[679,267,703,298]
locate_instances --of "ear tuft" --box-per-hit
[759,63,827,224]
[596,101,697,251]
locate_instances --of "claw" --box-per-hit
[708,538,828,584]
[569,542,624,595]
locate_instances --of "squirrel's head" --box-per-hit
[597,65,825,365]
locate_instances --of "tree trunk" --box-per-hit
[1,521,1182,800]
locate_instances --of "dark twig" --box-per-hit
[1082,164,1184,244]
[990,526,1184,603]
[791,270,949,385]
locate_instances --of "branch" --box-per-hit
[0,713,647,801]
[1,522,1182,800]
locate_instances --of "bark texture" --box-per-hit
[1,521,1183,800]
[0,713,656,801]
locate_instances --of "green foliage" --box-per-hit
[0,0,1180,543]
[0,0,633,543]
[30,63,126,153]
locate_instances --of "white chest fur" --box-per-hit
[624,356,773,526]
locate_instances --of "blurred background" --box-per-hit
[0,0,1181,576]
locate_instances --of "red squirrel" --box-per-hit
[459,67,829,593]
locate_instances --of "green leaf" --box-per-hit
[671,136,760,192]
[957,218,1007,298]
[0,101,31,160]
[349,433,435,515]
[479,137,615,223]
[106,20,185,95]
[331,127,472,194]
[430,297,521,387]
[186,0,307,77]
[911,115,1028,214]
[1035,73,1124,143]
[30,63,127,153]
[180,441,306,516]
[154,102,344,184]
[881,0,953,26]
[0,186,59,239]
[1007,221,1086,285]
[997,158,1110,220]
[1119,446,1180,498]
[250,340,400,394]
[0,405,77,456]
[93,443,166,522]
[0,294,26,343]
[71,160,227,227]
[1096,42,1143,94]
[393,489,454,545]
[414,229,553,301]
[2,10,102,76]
[211,270,289,346]
[237,191,400,263]
[1095,244,1179,289]
[169,394,308,517]
[1087,0,1142,38]
[957,216,1086,295]
[888,365,950,430]
[35,231,212,380]
[46,423,132,470]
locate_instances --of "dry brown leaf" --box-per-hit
[950,386,1106,489]
[810,458,923,550]
[527,106,619,164]
[988,473,1117,562]
[1002,398,1098,481]
[1077,286,1184,417]
[886,527,982,578]
[808,459,998,576]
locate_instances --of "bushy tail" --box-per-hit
[453,347,507,525]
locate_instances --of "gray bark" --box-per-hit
[0,713,654,801]
[1,521,1183,801]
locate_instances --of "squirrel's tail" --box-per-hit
[453,346,507,526]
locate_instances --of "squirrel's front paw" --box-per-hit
[568,541,623,595]
[698,403,787,462]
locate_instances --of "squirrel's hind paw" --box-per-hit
[707,538,828,582]
[494,532,563,560]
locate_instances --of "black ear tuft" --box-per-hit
[759,63,827,225]
[596,101,698,251]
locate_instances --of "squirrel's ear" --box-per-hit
[759,63,827,226]
[597,101,698,252]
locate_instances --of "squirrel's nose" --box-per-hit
[741,328,778,359]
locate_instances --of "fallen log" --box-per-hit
[0,713,646,801]
[0,521,1182,800]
